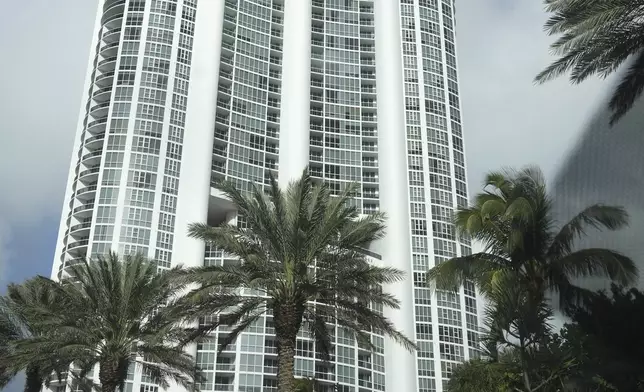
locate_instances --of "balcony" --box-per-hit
[362,159,378,167]
[72,203,95,219]
[86,117,107,134]
[84,133,106,150]
[81,150,103,166]
[362,144,378,152]
[218,84,231,96]
[101,27,121,44]
[220,69,233,80]
[69,221,92,237]
[75,184,97,200]
[267,98,280,109]
[267,114,280,124]
[78,167,100,183]
[65,238,89,255]
[269,56,282,66]
[89,101,111,118]
[94,71,115,88]
[361,85,376,94]
[362,176,377,183]
[92,86,112,102]
[99,41,120,58]
[101,0,126,24]
[97,56,117,72]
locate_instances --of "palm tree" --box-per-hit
[179,171,415,392]
[0,279,69,392]
[0,280,71,392]
[5,253,198,392]
[428,166,637,314]
[535,0,644,125]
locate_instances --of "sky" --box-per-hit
[0,1,618,390]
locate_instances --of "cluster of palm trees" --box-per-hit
[2,166,636,392]
[430,167,637,392]
[0,173,414,392]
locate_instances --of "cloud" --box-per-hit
[0,1,96,225]
[456,0,617,189]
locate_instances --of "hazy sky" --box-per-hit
[0,1,616,390]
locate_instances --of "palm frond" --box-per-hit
[548,204,629,259]
[550,248,637,287]
[536,0,644,123]
[427,253,507,294]
[608,50,644,124]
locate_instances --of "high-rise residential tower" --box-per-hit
[52,1,480,391]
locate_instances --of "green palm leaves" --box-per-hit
[180,171,413,392]
[428,166,636,310]
[536,0,644,124]
[428,166,636,391]
[1,254,199,392]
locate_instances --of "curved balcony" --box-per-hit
[99,40,120,57]
[101,0,126,25]
[101,27,121,44]
[72,203,95,219]
[78,167,100,183]
[94,70,115,88]
[97,56,117,72]
[69,221,92,238]
[65,238,89,257]
[84,133,105,150]
[75,184,97,200]
[92,86,112,102]
[89,101,110,119]
[103,0,125,11]
[81,150,102,166]
[87,117,107,134]
[57,258,86,280]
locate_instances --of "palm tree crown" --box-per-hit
[180,171,414,392]
[428,166,637,312]
[4,253,198,392]
[1,280,72,392]
[535,0,644,124]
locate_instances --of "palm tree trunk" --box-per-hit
[99,360,122,392]
[23,366,42,392]
[276,334,296,392]
[274,300,305,392]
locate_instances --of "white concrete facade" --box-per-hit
[52,1,479,391]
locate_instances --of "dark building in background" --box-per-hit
[552,91,644,290]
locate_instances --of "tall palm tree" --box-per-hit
[427,166,637,313]
[5,253,198,392]
[179,171,415,392]
[535,0,644,124]
[428,166,634,391]
[0,280,71,392]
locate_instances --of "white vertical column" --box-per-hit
[173,0,225,269]
[373,1,417,391]
[278,0,312,184]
